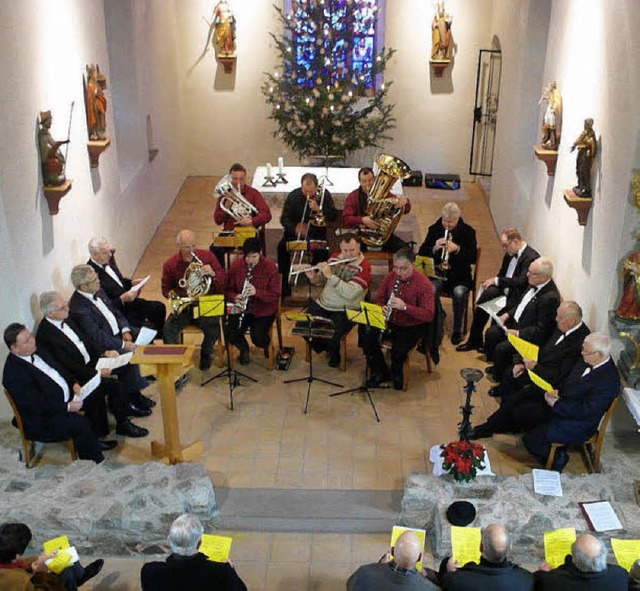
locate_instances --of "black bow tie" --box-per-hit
[60,321,65,329]
[31,354,35,363]
[92,293,100,301]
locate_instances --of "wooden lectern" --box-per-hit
[131,344,204,464]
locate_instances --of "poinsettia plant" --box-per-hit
[440,440,486,483]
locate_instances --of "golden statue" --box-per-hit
[212,0,236,56]
[539,81,562,150]
[431,1,453,61]
[84,64,107,141]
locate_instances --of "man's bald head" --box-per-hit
[393,531,422,570]
[572,533,607,573]
[481,524,509,563]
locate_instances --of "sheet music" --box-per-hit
[580,501,623,532]
[533,469,563,497]
[96,352,133,370]
[135,326,157,345]
[477,295,506,315]
[129,275,151,293]
[75,371,101,402]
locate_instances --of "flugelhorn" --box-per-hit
[214,174,258,222]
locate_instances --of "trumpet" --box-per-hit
[289,256,359,277]
[437,229,451,277]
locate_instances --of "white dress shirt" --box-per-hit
[76,290,128,337]
[513,279,550,323]
[20,353,70,402]
[46,317,90,364]
[91,258,124,288]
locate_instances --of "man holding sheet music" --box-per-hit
[456,228,539,352]
[87,236,166,336]
[522,333,620,472]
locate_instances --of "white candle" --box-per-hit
[278,157,284,174]
[266,162,273,177]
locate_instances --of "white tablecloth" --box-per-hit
[429,444,495,477]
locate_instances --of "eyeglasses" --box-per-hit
[582,349,598,356]
[393,265,411,272]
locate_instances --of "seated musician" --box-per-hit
[361,249,435,390]
[302,233,371,368]
[162,229,226,371]
[210,162,272,268]
[277,173,337,297]
[418,202,477,346]
[224,237,280,365]
[342,166,411,252]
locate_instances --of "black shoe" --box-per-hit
[451,332,463,345]
[116,420,149,438]
[393,375,404,390]
[328,355,340,368]
[469,424,493,439]
[366,372,391,388]
[456,341,480,352]
[551,448,570,472]
[199,355,212,371]
[487,386,502,398]
[175,374,188,392]
[97,440,117,451]
[485,365,496,376]
[135,394,156,409]
[126,403,152,418]
[79,559,104,585]
[477,345,486,354]
[239,346,250,365]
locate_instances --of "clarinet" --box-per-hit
[384,278,402,322]
[237,264,254,329]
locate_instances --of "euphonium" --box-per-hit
[214,174,259,222]
[169,251,212,315]
[360,153,412,248]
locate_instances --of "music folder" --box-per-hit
[196,294,225,318]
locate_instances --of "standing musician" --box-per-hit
[224,237,280,365]
[210,162,272,267]
[277,173,337,297]
[162,229,225,371]
[342,166,411,252]
[361,249,435,390]
[303,233,371,368]
[418,202,477,345]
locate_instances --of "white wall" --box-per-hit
[490,0,640,331]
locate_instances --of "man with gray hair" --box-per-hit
[523,332,620,472]
[419,202,478,345]
[440,524,533,590]
[140,513,246,590]
[534,533,627,589]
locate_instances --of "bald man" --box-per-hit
[347,531,439,590]
[440,524,533,590]
[535,533,627,590]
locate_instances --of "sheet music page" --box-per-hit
[135,326,157,345]
[477,295,507,316]
[581,501,623,532]
[76,371,101,401]
[533,469,563,497]
[96,352,133,370]
[129,275,151,293]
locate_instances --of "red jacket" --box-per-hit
[214,185,272,231]
[374,269,434,327]
[161,249,225,298]
[225,256,280,317]
[342,187,411,228]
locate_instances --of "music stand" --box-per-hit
[287,239,328,295]
[286,313,343,414]
[329,304,383,422]
[199,295,257,410]
[415,255,440,280]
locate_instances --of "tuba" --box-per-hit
[214,174,259,221]
[360,153,412,248]
[169,251,212,315]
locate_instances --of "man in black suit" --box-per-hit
[484,257,561,382]
[523,333,620,472]
[456,228,539,352]
[68,264,155,412]
[36,291,149,439]
[471,302,590,437]
[87,236,165,335]
[2,323,105,463]
[419,202,478,345]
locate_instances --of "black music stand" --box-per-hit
[201,302,257,411]
[458,368,484,441]
[286,314,342,414]
[329,306,381,422]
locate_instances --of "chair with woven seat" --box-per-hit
[4,388,77,467]
[545,396,619,473]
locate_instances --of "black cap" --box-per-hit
[446,501,476,526]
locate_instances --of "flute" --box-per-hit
[289,256,359,277]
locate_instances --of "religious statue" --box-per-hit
[616,251,640,320]
[570,118,597,197]
[84,64,108,141]
[38,111,69,187]
[539,81,562,150]
[431,1,453,61]
[212,0,236,56]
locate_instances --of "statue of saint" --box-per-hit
[616,251,640,320]
[431,1,453,61]
[539,81,562,150]
[38,111,69,187]
[212,0,236,55]
[570,118,597,197]
[84,64,108,141]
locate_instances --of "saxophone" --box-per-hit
[168,251,212,315]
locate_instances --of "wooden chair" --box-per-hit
[545,397,619,473]
[4,388,77,467]
[380,339,433,392]
[440,247,481,335]
[178,319,226,368]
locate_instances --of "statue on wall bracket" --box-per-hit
[38,108,73,214]
[429,1,454,77]
[83,64,111,168]
[534,81,563,175]
[570,118,597,198]
[206,0,236,73]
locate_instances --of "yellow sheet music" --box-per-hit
[390,526,426,572]
[451,526,481,566]
[200,534,233,563]
[196,294,225,318]
[285,312,315,322]
[507,333,539,361]
[527,369,555,393]
[544,528,576,568]
[234,226,256,246]
[415,255,438,278]
[47,551,74,574]
[611,538,640,571]
[43,535,70,555]
[359,302,386,329]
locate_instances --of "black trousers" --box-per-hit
[226,313,275,350]
[484,324,518,379]
[164,309,221,358]
[124,298,166,336]
[466,285,503,345]
[522,424,556,464]
[33,414,104,463]
[305,301,353,361]
[481,385,551,434]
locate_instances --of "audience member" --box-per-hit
[629,559,640,590]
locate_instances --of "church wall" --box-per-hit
[0,0,186,415]
[490,0,640,332]
[180,0,495,177]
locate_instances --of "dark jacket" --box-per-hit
[495,244,540,309]
[140,553,247,591]
[419,217,478,289]
[441,557,534,591]
[534,555,628,590]
[280,187,337,238]
[505,280,561,346]
[87,256,132,307]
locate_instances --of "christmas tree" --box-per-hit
[262,0,396,163]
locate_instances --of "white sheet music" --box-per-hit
[477,294,507,315]
[135,327,157,346]
[96,352,133,370]
[129,275,151,293]
[533,469,563,497]
[582,501,623,532]
[75,371,101,402]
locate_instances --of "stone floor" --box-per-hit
[3,177,640,590]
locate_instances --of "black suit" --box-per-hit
[2,354,103,462]
[465,244,540,345]
[534,555,628,590]
[88,257,165,335]
[485,280,561,379]
[441,557,534,591]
